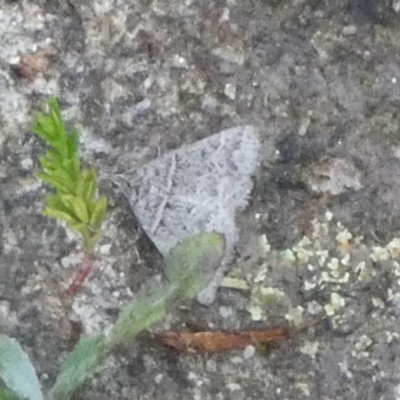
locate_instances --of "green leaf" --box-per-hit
[50,285,177,400]
[60,195,89,224]
[44,208,79,225]
[46,195,84,221]
[0,335,43,400]
[76,170,95,200]
[44,148,64,166]
[69,221,90,239]
[165,232,226,299]
[49,336,106,400]
[85,230,101,253]
[0,386,21,400]
[45,194,68,211]
[38,155,59,172]
[65,131,79,160]
[33,97,108,253]
[48,100,65,137]
[33,116,57,143]
[64,157,80,183]
[107,283,177,349]
[38,171,75,194]
[89,197,107,227]
[48,234,224,400]
[33,99,68,160]
[33,99,65,147]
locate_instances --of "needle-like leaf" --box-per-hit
[33,98,107,253]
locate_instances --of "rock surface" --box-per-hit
[2,1,400,399]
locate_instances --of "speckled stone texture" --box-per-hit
[2,0,400,399]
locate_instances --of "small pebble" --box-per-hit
[226,383,241,392]
[100,243,111,255]
[219,306,233,319]
[342,25,357,36]
[171,54,188,69]
[154,374,163,384]
[60,253,81,268]
[243,345,256,359]
[248,306,262,321]
[20,157,33,171]
[300,340,319,357]
[224,83,236,100]
[298,117,310,136]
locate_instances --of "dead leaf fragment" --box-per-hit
[13,52,49,80]
[155,328,290,353]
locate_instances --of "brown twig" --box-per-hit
[154,328,291,354]
[151,315,329,354]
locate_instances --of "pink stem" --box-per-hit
[62,254,94,298]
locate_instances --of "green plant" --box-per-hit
[32,98,108,296]
[0,232,226,400]
[0,99,225,400]
[0,99,227,400]
[32,98,107,253]
[0,335,43,400]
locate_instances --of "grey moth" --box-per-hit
[117,125,260,304]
